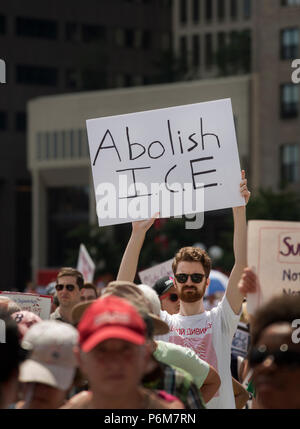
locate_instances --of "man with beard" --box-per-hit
[117,171,250,409]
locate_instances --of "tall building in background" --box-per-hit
[1,0,300,289]
[0,0,172,289]
[172,0,252,80]
[251,0,300,192]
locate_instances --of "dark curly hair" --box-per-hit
[250,294,300,347]
[82,282,98,298]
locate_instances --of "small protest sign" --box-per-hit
[231,323,250,358]
[77,244,95,283]
[247,220,300,314]
[138,259,173,287]
[0,291,52,319]
[86,98,244,226]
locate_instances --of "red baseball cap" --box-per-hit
[77,295,147,352]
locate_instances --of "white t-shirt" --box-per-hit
[160,296,240,409]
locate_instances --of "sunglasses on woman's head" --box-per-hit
[55,284,76,292]
[160,291,179,302]
[249,344,300,368]
[174,273,205,283]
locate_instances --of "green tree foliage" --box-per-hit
[66,189,300,280]
[65,224,123,278]
[246,189,300,221]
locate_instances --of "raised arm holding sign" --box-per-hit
[117,215,158,283]
[225,171,250,314]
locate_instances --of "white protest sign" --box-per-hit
[77,244,95,283]
[0,291,52,319]
[247,220,300,314]
[138,258,173,286]
[86,98,244,226]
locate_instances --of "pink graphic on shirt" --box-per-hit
[169,332,220,397]
[169,333,218,371]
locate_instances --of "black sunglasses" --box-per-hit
[55,284,76,292]
[160,291,179,302]
[249,344,300,368]
[174,273,205,283]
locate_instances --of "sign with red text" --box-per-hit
[138,259,173,286]
[86,99,244,226]
[77,244,95,283]
[0,291,52,319]
[247,220,300,314]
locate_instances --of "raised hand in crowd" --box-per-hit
[238,267,259,296]
[117,213,159,282]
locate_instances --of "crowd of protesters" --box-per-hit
[1,171,300,410]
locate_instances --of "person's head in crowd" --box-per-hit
[72,281,169,336]
[0,297,21,315]
[138,284,161,316]
[11,311,42,340]
[80,283,98,301]
[18,320,78,409]
[0,310,27,409]
[75,295,153,408]
[98,281,170,379]
[101,281,169,335]
[54,267,84,322]
[249,294,300,409]
[99,284,205,409]
[152,276,180,315]
[172,247,211,305]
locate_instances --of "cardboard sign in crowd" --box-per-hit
[247,220,300,314]
[86,99,244,226]
[138,258,173,286]
[0,291,52,319]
